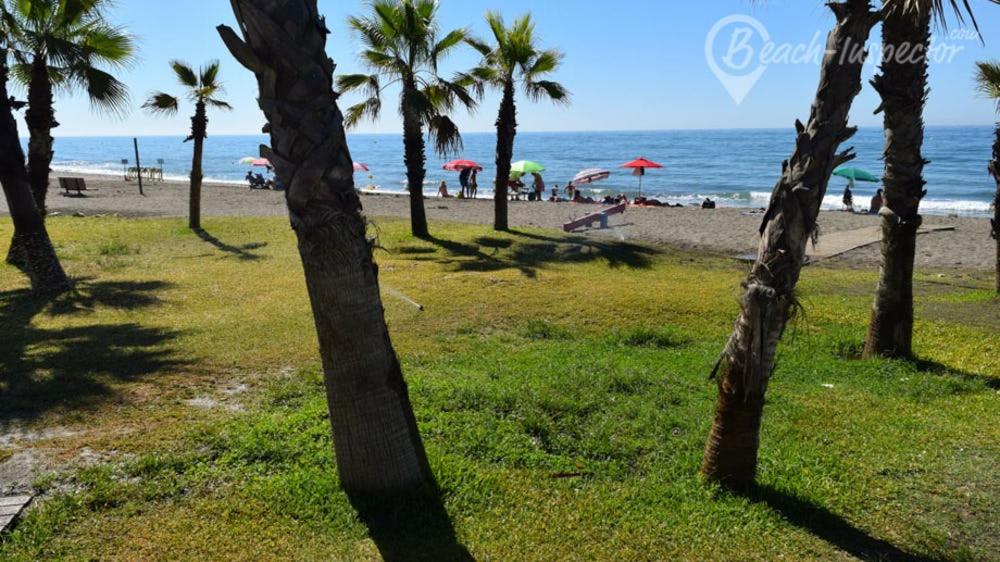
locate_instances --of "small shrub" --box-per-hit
[97,240,137,256]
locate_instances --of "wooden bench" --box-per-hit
[562,203,627,232]
[59,177,88,196]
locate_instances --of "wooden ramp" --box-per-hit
[1,495,33,534]
[733,224,956,264]
[807,225,955,262]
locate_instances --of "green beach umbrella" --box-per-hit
[509,160,545,179]
[833,167,879,183]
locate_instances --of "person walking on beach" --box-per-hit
[531,172,545,202]
[469,169,478,199]
[843,182,855,212]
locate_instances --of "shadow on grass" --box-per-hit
[418,230,658,278]
[195,229,268,262]
[913,359,1000,391]
[0,279,185,423]
[348,486,473,562]
[747,485,940,562]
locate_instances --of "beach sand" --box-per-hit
[1,173,994,271]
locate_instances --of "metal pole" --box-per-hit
[133,138,144,196]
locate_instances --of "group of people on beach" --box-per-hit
[245,170,284,191]
[843,184,885,214]
[437,171,719,209]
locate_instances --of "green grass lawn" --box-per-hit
[0,216,997,561]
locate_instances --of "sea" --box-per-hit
[40,126,997,217]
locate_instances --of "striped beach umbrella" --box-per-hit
[571,168,611,186]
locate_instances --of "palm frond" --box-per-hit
[170,60,198,88]
[77,65,130,117]
[337,73,382,99]
[427,114,463,157]
[200,60,221,89]
[975,60,1000,111]
[344,96,383,128]
[142,91,180,116]
[205,97,233,111]
[526,79,570,104]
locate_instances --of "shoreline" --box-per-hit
[2,173,995,272]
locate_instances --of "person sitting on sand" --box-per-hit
[870,188,884,214]
[550,186,561,202]
[565,183,576,201]
[702,197,716,209]
[437,180,452,198]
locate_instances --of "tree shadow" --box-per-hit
[347,485,474,562]
[195,229,268,262]
[745,485,941,562]
[912,359,1000,391]
[0,279,186,423]
[419,230,658,279]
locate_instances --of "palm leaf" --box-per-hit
[344,96,383,128]
[142,91,180,116]
[428,114,463,157]
[975,60,1000,111]
[170,60,198,88]
[200,61,221,89]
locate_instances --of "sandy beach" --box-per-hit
[2,173,993,271]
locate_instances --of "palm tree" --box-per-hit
[976,61,1000,293]
[219,0,434,492]
[3,0,134,216]
[337,0,476,239]
[142,61,231,231]
[701,0,878,490]
[465,12,569,231]
[0,44,70,295]
[863,0,997,358]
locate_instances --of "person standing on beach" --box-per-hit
[470,169,478,199]
[843,182,855,212]
[532,172,545,202]
[459,167,472,198]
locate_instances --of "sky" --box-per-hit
[15,0,1000,137]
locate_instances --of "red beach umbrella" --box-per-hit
[443,159,482,172]
[620,157,664,196]
[353,162,370,173]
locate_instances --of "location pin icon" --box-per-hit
[705,15,771,105]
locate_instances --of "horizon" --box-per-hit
[9,0,1000,137]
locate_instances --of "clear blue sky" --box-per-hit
[21,0,1000,137]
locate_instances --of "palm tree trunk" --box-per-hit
[189,102,207,231]
[991,123,999,294]
[493,81,517,231]
[0,58,71,296]
[219,0,433,494]
[863,6,931,359]
[7,54,57,267]
[701,0,877,490]
[25,54,57,216]
[402,84,429,239]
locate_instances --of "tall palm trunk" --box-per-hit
[402,83,429,239]
[991,124,999,294]
[863,6,931,359]
[493,81,516,231]
[701,0,877,490]
[219,0,433,493]
[7,54,56,267]
[189,101,207,231]
[1,58,70,296]
[25,53,56,215]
